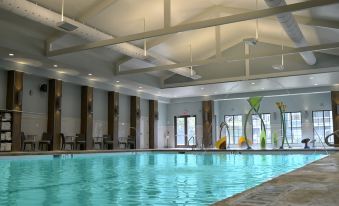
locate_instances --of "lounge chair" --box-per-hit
[75,133,86,150]
[127,136,135,149]
[60,133,75,150]
[38,132,52,151]
[21,132,36,151]
[103,134,113,149]
[93,137,103,150]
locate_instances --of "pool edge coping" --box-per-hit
[212,153,337,206]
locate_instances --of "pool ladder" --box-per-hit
[188,136,204,150]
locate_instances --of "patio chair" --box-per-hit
[127,136,135,149]
[60,133,75,150]
[103,134,114,149]
[38,132,52,151]
[75,133,86,150]
[21,132,36,151]
[93,137,103,150]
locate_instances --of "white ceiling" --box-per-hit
[0,0,338,101]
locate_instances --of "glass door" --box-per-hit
[175,116,196,147]
[176,117,186,146]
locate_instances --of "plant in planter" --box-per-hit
[244,96,266,150]
[260,130,266,149]
[275,101,291,149]
[272,130,279,149]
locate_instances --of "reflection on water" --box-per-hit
[0,153,324,205]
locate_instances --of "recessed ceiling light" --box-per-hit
[261,88,265,90]
[53,64,58,68]
[251,82,255,85]
[116,80,120,83]
[9,53,14,57]
[203,94,208,97]
[57,71,66,74]
[137,90,143,92]
[88,73,92,76]
[309,77,314,80]
[200,87,204,90]
[314,83,318,86]
[138,86,143,89]
[89,78,96,81]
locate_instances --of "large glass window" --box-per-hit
[312,110,333,143]
[284,112,302,144]
[224,115,243,145]
[252,114,271,144]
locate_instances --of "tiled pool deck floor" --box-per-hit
[214,152,339,206]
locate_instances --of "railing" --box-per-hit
[324,130,339,147]
[313,128,329,156]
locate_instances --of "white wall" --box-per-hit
[93,88,108,137]
[157,102,168,148]
[61,82,81,137]
[118,94,130,140]
[21,75,48,139]
[139,99,149,149]
[0,70,6,109]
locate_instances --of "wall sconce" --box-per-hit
[304,110,309,118]
[56,96,61,111]
[16,90,23,106]
[114,105,119,117]
[154,111,159,120]
[204,111,208,122]
[136,108,140,118]
[88,103,93,114]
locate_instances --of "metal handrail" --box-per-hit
[313,127,329,156]
[324,130,339,147]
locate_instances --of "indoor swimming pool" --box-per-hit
[0,152,326,205]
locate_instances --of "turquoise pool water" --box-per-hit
[0,152,325,205]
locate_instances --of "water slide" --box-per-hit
[215,122,230,149]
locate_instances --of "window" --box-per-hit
[224,115,243,145]
[284,112,302,144]
[312,110,333,143]
[252,114,271,144]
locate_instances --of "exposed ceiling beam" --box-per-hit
[163,66,339,88]
[47,0,338,57]
[45,0,119,51]
[217,5,339,30]
[164,0,171,28]
[114,6,219,67]
[78,0,119,23]
[115,42,339,76]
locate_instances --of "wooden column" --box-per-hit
[108,91,119,149]
[81,86,93,150]
[130,96,140,149]
[6,71,23,151]
[202,100,214,148]
[149,100,158,149]
[47,79,62,150]
[331,91,339,145]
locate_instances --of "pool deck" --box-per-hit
[213,152,339,206]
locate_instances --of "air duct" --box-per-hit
[264,0,317,65]
[0,0,200,79]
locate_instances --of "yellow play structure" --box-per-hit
[215,122,253,149]
[215,137,226,149]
